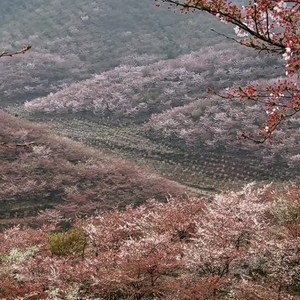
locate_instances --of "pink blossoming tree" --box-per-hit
[0,184,299,299]
[156,0,300,143]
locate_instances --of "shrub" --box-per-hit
[48,227,87,258]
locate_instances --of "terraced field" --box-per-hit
[1,111,188,229]
[2,106,298,231]
[18,112,298,195]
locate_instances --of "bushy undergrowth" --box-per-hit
[48,228,87,257]
[0,184,299,299]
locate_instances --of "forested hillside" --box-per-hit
[1,184,300,299]
[1,0,300,299]
[1,0,299,204]
[0,111,184,229]
[1,0,298,200]
[0,0,229,105]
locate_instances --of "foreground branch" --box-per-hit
[0,45,32,59]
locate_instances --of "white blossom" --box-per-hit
[234,26,249,38]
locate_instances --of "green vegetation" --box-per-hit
[49,228,87,257]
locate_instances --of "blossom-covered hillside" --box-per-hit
[0,111,183,228]
[0,0,229,106]
[24,43,281,122]
[20,42,300,172]
[0,184,299,299]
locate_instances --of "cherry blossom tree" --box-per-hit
[0,184,299,299]
[147,84,300,168]
[23,42,281,123]
[156,0,300,142]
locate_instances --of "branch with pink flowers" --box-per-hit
[156,0,300,142]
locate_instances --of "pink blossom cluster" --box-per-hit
[0,184,299,299]
[159,0,300,141]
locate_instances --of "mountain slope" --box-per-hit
[0,111,184,228]
[0,0,232,106]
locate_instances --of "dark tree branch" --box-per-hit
[160,0,286,52]
[0,45,32,59]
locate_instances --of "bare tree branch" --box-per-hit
[0,45,32,59]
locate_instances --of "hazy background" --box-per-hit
[1,0,299,181]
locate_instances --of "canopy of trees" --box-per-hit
[157,0,300,142]
[0,184,299,299]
